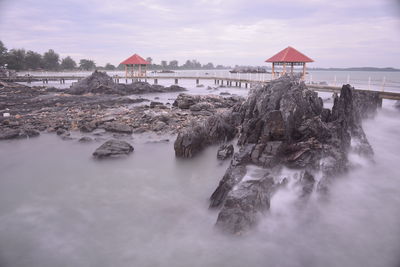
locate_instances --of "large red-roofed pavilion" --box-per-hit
[120,54,150,78]
[265,46,313,79]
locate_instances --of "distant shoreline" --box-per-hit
[310,67,400,72]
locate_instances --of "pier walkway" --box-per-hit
[1,74,400,101]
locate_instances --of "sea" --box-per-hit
[0,71,399,267]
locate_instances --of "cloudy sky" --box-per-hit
[0,0,399,67]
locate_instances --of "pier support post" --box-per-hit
[245,83,248,88]
[154,79,158,85]
[221,80,224,86]
[175,78,178,84]
[239,82,241,88]
[196,79,199,85]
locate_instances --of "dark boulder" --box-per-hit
[92,139,134,158]
[67,71,118,95]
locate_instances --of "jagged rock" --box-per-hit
[92,139,134,158]
[67,71,118,95]
[173,93,244,110]
[210,165,247,208]
[353,90,382,119]
[103,122,133,134]
[66,71,187,95]
[175,75,377,234]
[215,173,278,235]
[217,144,234,160]
[174,112,238,158]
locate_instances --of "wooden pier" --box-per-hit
[1,75,400,101]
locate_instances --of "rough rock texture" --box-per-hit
[173,93,244,110]
[174,111,240,158]
[217,144,234,160]
[66,71,186,95]
[1,76,240,141]
[103,122,133,134]
[174,75,379,234]
[0,127,39,140]
[92,139,134,158]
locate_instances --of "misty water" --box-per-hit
[1,88,400,266]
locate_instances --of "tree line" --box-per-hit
[0,40,230,72]
[145,58,230,70]
[0,40,113,71]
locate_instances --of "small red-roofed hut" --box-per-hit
[265,47,313,79]
[120,54,150,78]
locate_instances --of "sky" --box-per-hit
[0,0,399,68]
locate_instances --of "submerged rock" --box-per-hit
[0,128,40,140]
[92,139,134,158]
[395,101,400,110]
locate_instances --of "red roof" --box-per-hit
[265,46,314,63]
[120,54,150,65]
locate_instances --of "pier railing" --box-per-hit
[1,72,400,100]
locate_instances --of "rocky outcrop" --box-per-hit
[66,71,186,95]
[174,111,240,158]
[92,139,134,158]
[217,144,234,160]
[173,93,244,110]
[174,75,379,234]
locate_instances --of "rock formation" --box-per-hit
[92,139,134,158]
[66,71,186,95]
[174,75,380,234]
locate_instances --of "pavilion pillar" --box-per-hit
[125,65,127,79]
[291,63,294,76]
[283,63,286,75]
[302,63,306,80]
[272,63,275,79]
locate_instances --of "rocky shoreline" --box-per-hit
[0,71,244,143]
[0,71,383,235]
